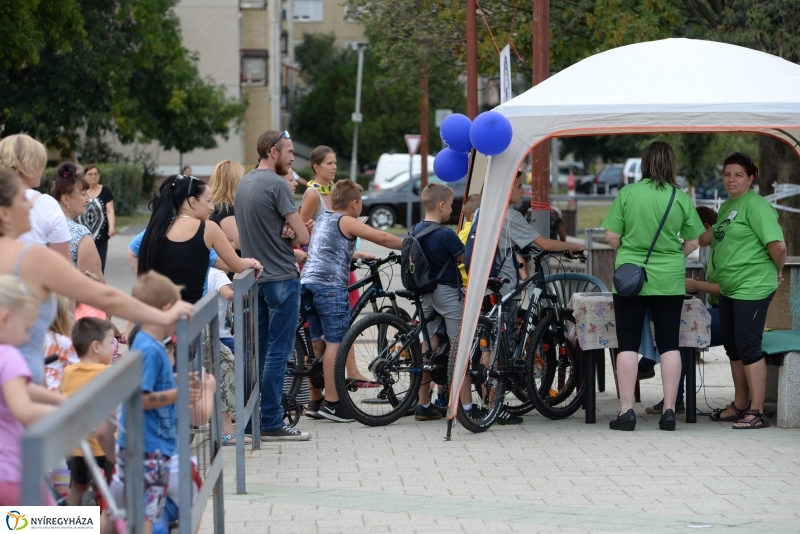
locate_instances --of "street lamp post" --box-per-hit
[350,44,366,182]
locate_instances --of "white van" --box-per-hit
[623,158,642,184]
[371,153,435,190]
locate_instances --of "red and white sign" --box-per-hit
[404,134,421,156]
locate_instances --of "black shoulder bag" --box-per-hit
[613,186,676,298]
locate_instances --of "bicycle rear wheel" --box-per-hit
[527,310,585,420]
[448,316,505,433]
[333,313,422,426]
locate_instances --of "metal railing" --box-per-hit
[233,268,261,494]
[22,352,144,534]
[175,292,226,534]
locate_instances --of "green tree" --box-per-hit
[0,0,245,158]
[291,34,464,164]
[0,0,85,69]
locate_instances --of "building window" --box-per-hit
[343,5,363,23]
[241,50,268,85]
[294,0,323,22]
[240,0,266,9]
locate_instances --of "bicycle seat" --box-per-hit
[487,278,505,293]
[395,289,421,301]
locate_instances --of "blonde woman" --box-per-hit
[0,134,70,260]
[210,160,245,251]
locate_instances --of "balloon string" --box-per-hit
[508,0,525,61]
[476,0,501,55]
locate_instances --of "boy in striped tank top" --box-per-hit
[300,180,403,422]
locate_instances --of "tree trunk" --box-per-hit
[758,135,800,256]
[420,76,429,190]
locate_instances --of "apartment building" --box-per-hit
[117,0,365,176]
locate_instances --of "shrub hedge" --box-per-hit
[40,164,143,216]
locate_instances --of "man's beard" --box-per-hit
[275,159,290,177]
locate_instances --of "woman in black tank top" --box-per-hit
[138,175,263,303]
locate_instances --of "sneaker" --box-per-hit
[495,407,523,425]
[645,400,685,415]
[260,425,311,441]
[319,401,355,423]
[306,399,323,419]
[464,405,488,420]
[414,404,443,421]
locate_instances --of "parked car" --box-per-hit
[696,177,729,199]
[361,174,466,229]
[577,163,625,195]
[370,153,435,190]
[360,174,529,229]
[361,162,377,176]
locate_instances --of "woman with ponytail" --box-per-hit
[137,175,263,304]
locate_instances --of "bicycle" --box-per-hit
[282,252,409,426]
[446,248,585,435]
[331,286,451,427]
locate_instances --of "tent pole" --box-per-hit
[466,0,478,119]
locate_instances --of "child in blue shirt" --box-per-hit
[112,271,201,532]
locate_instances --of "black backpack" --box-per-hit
[400,222,449,293]
[463,209,511,280]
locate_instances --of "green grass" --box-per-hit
[577,204,611,231]
[116,211,151,231]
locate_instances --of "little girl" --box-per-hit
[43,295,80,391]
[0,275,57,505]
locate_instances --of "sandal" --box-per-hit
[733,410,770,430]
[709,402,747,422]
[221,434,253,446]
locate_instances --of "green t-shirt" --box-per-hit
[710,189,783,300]
[602,179,704,296]
[705,252,719,307]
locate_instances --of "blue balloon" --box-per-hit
[439,113,473,152]
[469,111,513,156]
[433,149,469,182]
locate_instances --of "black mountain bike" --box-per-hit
[283,253,409,425]
[331,287,450,427]
[446,249,586,435]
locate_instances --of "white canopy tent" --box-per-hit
[448,38,800,419]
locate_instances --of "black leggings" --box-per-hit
[718,292,774,365]
[612,294,685,353]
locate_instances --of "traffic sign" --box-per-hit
[404,134,421,156]
[351,112,363,123]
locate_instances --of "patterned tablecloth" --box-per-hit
[568,292,712,351]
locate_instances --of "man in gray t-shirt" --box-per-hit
[235,130,311,441]
[237,169,299,283]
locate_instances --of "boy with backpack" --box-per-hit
[300,180,403,423]
[404,184,479,421]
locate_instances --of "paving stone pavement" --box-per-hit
[195,346,800,534]
[106,233,800,533]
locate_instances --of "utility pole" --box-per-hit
[466,0,478,119]
[350,44,366,182]
[530,0,550,237]
[269,0,282,131]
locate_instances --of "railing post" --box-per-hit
[234,269,260,495]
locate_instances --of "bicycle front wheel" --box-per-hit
[527,310,585,420]
[333,313,422,426]
[448,316,505,433]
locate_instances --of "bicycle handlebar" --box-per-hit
[350,251,399,271]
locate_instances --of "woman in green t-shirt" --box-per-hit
[707,152,786,430]
[602,141,704,432]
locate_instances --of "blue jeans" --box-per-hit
[257,278,300,432]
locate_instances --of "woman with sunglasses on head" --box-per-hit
[137,175,263,304]
[50,162,105,282]
[707,153,785,430]
[79,165,115,273]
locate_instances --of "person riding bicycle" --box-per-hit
[300,180,403,423]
